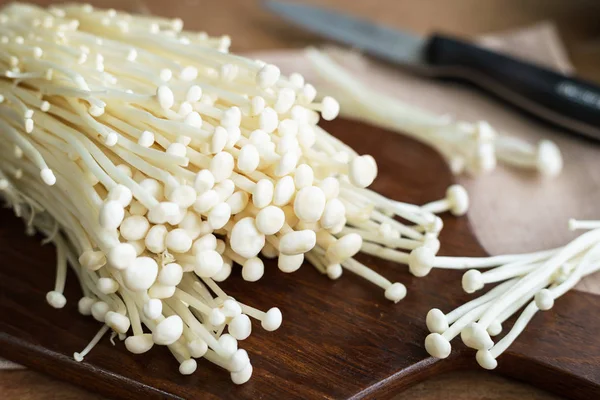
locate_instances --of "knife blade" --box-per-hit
[265,0,427,68]
[265,0,600,141]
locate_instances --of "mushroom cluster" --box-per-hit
[305,49,563,177]
[0,3,456,382]
[424,219,600,369]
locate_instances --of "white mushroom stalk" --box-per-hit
[424,219,600,370]
[0,3,462,382]
[305,49,563,177]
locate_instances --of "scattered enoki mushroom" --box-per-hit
[424,219,600,369]
[305,49,563,177]
[301,39,599,374]
[0,3,465,383]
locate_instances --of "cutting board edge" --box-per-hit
[0,332,182,400]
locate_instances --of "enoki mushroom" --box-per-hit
[0,2,582,382]
[424,219,600,369]
[0,3,458,383]
[305,49,563,178]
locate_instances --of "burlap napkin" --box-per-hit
[2,21,597,372]
[249,21,600,296]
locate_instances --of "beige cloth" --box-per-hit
[249,22,600,295]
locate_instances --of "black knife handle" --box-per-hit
[424,34,600,140]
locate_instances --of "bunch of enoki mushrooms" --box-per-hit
[0,3,596,383]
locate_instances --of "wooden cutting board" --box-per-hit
[0,119,599,400]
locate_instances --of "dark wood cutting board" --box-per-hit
[1,119,599,400]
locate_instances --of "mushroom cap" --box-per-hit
[222,299,242,317]
[231,363,253,385]
[384,282,407,303]
[423,235,441,254]
[256,64,280,88]
[426,308,448,334]
[77,297,95,316]
[279,230,315,256]
[107,243,137,270]
[461,322,494,350]
[209,308,226,326]
[261,307,283,331]
[187,338,208,358]
[487,320,503,336]
[124,256,158,291]
[153,315,184,345]
[408,246,435,277]
[326,233,362,264]
[326,263,343,280]
[230,217,265,258]
[194,250,223,278]
[218,334,238,356]
[143,298,162,320]
[228,314,252,340]
[349,155,377,188]
[320,96,339,121]
[46,291,66,309]
[462,269,484,294]
[105,311,130,334]
[278,253,304,273]
[91,301,110,323]
[179,359,197,375]
[125,334,154,354]
[476,349,498,370]
[242,257,265,282]
[212,261,232,282]
[536,140,562,177]
[446,184,469,216]
[229,349,250,372]
[535,289,555,311]
[424,333,451,359]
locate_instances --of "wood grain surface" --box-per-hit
[1,1,599,399]
[0,369,565,400]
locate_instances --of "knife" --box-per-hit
[265,0,600,141]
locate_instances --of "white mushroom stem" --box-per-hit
[569,219,600,231]
[167,297,228,358]
[173,288,221,320]
[341,258,406,302]
[477,260,541,285]
[369,209,427,240]
[46,235,68,308]
[432,247,559,270]
[201,277,228,300]
[186,279,219,308]
[461,260,543,294]
[239,304,282,331]
[478,229,600,330]
[481,244,600,367]
[490,279,547,329]
[73,324,110,361]
[421,185,469,216]
[360,242,409,264]
[351,185,436,226]
[121,292,144,337]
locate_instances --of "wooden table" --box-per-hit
[1,0,598,398]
